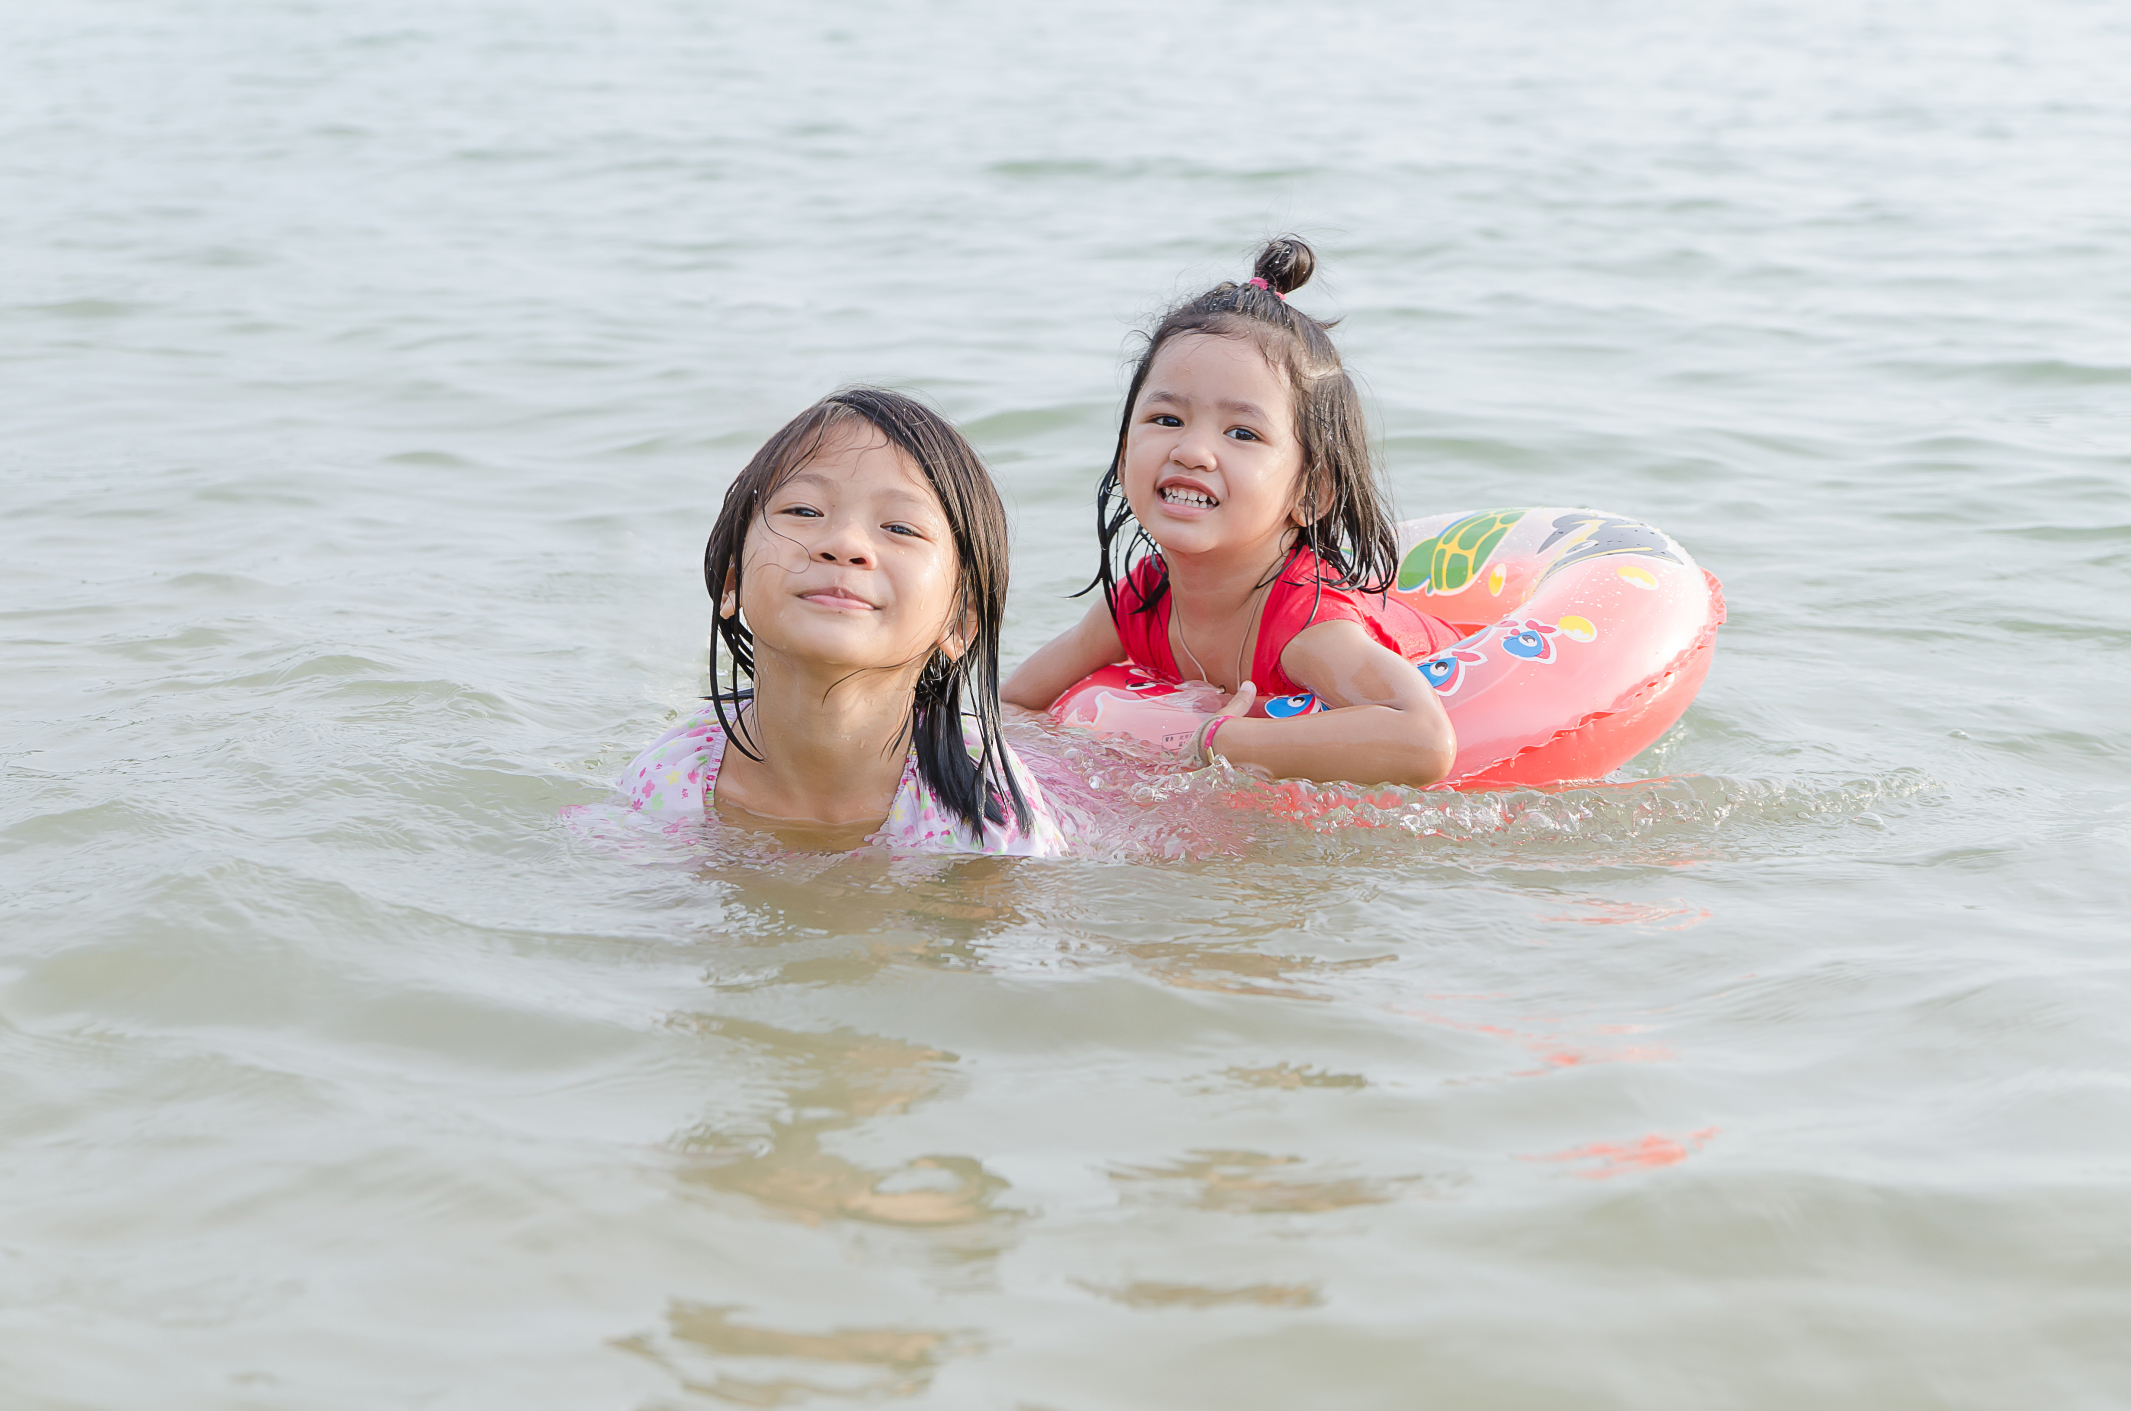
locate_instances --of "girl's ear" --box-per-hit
[939,604,979,661]
[719,566,738,620]
[1288,465,1334,527]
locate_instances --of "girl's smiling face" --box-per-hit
[734,425,966,676]
[1122,333,1305,563]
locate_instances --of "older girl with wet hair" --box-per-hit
[623,387,1066,855]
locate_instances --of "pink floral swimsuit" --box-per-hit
[620,712,1069,857]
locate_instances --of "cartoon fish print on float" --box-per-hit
[1500,618,1561,662]
[1115,665,1184,697]
[1263,692,1328,718]
[1417,647,1488,695]
[1397,508,1530,595]
[1536,511,1682,580]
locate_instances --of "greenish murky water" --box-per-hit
[4,1,2128,1405]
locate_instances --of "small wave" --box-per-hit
[1234,765,1936,843]
[1019,728,1941,865]
[564,722,1939,873]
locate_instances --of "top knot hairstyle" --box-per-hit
[701,387,1032,838]
[1090,235,1398,617]
[1247,235,1315,296]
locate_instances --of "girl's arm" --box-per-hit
[1002,599,1126,712]
[1206,620,1455,788]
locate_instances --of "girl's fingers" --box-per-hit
[1221,680,1257,718]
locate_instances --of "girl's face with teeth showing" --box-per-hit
[1121,333,1306,565]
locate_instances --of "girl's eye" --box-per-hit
[1227,427,1261,442]
[884,522,923,538]
[778,504,822,518]
[1150,414,1182,428]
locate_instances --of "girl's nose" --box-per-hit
[809,515,874,567]
[1172,427,1218,469]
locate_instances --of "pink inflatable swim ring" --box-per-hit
[1049,507,1726,790]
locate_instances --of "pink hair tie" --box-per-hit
[1247,276,1287,300]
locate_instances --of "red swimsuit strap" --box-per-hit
[1249,547,1360,696]
[1111,557,1182,682]
[1110,548,1460,701]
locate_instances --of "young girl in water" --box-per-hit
[622,387,1067,856]
[1003,237,1465,789]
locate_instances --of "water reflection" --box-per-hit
[1522,1128,1723,1180]
[1078,1279,1323,1310]
[1210,1063,1369,1091]
[669,1014,1014,1232]
[1110,1150,1438,1216]
[617,1300,977,1404]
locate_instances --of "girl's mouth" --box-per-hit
[1159,486,1219,509]
[799,588,876,611]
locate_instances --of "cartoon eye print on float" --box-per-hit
[1417,646,1489,695]
[1263,692,1328,718]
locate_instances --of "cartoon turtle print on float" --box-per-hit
[1397,508,1529,595]
[1535,511,1682,580]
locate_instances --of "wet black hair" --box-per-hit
[701,386,1031,837]
[1088,235,1398,618]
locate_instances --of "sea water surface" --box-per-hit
[4,1,2129,1406]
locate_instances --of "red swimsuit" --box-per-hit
[1111,548,1463,702]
